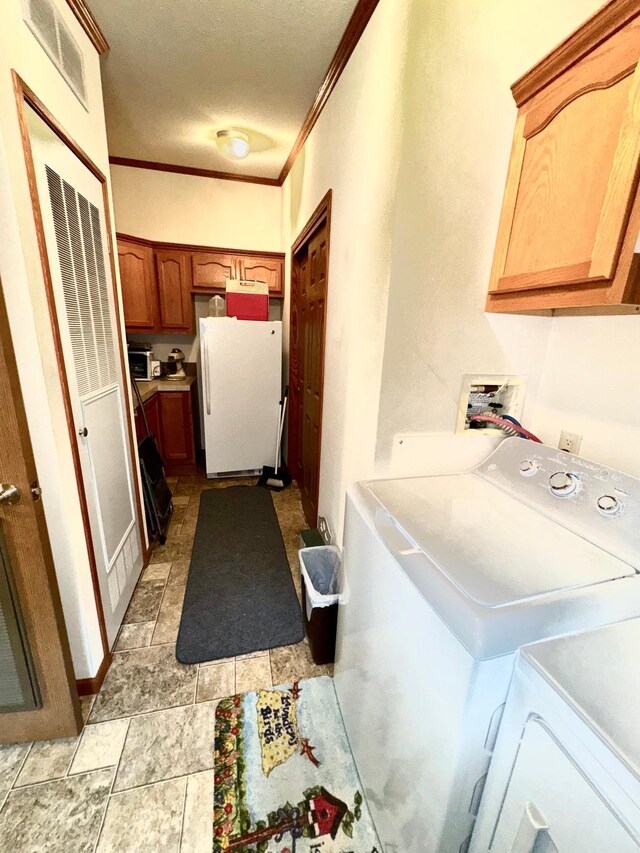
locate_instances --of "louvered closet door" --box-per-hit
[28,108,142,648]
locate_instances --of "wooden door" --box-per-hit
[158,391,195,464]
[191,252,239,292]
[288,194,331,527]
[0,284,81,743]
[488,11,640,308]
[117,240,157,330]
[155,250,192,332]
[241,256,284,296]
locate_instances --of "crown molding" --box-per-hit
[511,0,640,106]
[106,0,380,185]
[108,156,281,187]
[279,0,379,183]
[116,231,285,260]
[65,0,109,54]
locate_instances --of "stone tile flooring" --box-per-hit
[0,475,331,852]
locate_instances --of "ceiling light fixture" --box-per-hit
[215,129,250,161]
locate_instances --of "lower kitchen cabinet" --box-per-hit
[157,391,195,472]
[134,387,196,475]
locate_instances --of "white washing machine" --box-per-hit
[334,437,640,853]
[470,619,640,852]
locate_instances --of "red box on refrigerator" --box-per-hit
[226,279,269,321]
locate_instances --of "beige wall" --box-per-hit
[533,315,640,475]
[0,0,121,678]
[281,0,411,543]
[110,165,282,250]
[375,0,640,476]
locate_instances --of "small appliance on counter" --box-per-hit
[226,278,269,321]
[166,348,186,381]
[128,344,158,380]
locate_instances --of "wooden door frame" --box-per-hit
[287,190,332,524]
[0,283,82,742]
[12,71,147,692]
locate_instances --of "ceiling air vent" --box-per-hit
[23,0,87,107]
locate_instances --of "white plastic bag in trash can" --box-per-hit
[299,545,340,621]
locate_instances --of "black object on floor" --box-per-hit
[132,380,172,545]
[175,486,304,664]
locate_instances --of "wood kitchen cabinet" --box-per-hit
[487,2,640,313]
[117,240,157,331]
[134,387,196,475]
[240,255,284,296]
[133,393,161,444]
[191,251,284,296]
[157,391,195,469]
[118,234,286,330]
[155,250,193,333]
[191,252,238,292]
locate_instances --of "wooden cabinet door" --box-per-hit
[117,240,157,331]
[240,256,284,296]
[158,391,194,463]
[133,405,144,445]
[155,250,193,333]
[191,252,239,292]
[488,13,640,310]
[143,393,162,446]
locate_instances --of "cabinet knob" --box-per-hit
[78,427,88,437]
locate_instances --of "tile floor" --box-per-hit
[0,475,332,852]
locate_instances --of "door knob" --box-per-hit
[0,484,21,506]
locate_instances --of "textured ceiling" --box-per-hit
[91,0,360,178]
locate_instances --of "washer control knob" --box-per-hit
[519,459,538,477]
[597,494,622,516]
[549,471,579,496]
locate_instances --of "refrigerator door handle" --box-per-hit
[203,331,211,415]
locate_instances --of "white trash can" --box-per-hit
[299,545,340,664]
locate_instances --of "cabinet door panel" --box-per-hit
[191,252,238,292]
[487,11,640,311]
[158,391,194,463]
[156,250,192,332]
[143,394,162,447]
[241,257,284,296]
[500,74,635,288]
[117,240,156,330]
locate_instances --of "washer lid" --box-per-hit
[366,474,635,608]
[523,619,640,778]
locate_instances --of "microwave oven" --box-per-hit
[128,349,158,381]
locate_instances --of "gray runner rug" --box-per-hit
[175,486,304,664]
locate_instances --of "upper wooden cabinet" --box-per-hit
[191,252,239,291]
[155,250,193,333]
[192,251,284,296]
[117,240,157,331]
[240,256,284,297]
[487,2,640,313]
[117,235,285,333]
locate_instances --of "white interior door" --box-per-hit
[28,107,142,648]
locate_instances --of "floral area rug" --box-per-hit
[214,675,381,853]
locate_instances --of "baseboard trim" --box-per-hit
[76,651,112,696]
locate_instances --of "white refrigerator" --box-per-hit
[199,317,282,477]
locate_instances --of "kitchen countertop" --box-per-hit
[135,375,196,405]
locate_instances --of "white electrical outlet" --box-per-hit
[317,516,332,544]
[558,430,582,454]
